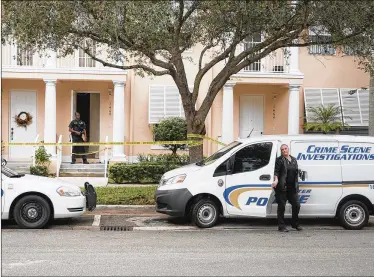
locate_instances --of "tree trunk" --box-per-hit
[369,74,374,137]
[187,120,206,163]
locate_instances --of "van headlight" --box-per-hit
[163,174,186,186]
[56,186,81,197]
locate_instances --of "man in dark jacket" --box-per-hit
[68,112,89,164]
[272,144,302,232]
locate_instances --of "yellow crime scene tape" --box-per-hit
[1,134,227,147]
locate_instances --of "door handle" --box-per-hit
[10,128,14,141]
[259,174,271,181]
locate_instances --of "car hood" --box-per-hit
[15,174,82,190]
[162,163,203,180]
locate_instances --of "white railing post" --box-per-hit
[104,136,109,178]
[56,135,62,177]
[32,134,40,166]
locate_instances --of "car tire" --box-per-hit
[191,198,219,228]
[338,200,369,230]
[13,195,51,229]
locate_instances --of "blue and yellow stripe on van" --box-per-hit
[223,182,371,210]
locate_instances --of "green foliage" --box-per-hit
[30,146,52,176]
[152,117,188,154]
[108,163,181,184]
[137,153,190,165]
[30,165,49,177]
[82,186,157,205]
[304,104,350,134]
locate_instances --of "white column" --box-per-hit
[44,79,57,157]
[112,81,126,160]
[221,83,235,144]
[289,46,301,74]
[288,84,301,135]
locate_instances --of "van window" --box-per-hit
[232,142,273,174]
[199,141,242,166]
[213,159,229,177]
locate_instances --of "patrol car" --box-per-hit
[1,159,96,229]
[155,135,374,230]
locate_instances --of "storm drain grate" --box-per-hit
[100,225,134,231]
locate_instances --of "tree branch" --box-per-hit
[82,47,170,76]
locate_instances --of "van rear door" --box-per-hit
[224,140,279,217]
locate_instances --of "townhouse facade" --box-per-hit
[1,35,370,172]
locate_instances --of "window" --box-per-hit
[232,142,273,174]
[342,45,355,56]
[304,88,369,127]
[308,35,336,55]
[243,32,262,72]
[213,159,229,177]
[17,47,33,66]
[149,85,185,124]
[79,40,96,67]
[202,141,242,166]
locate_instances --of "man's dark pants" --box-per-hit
[275,187,300,228]
[71,136,87,163]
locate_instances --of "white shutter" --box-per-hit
[149,85,185,124]
[165,86,182,118]
[339,88,362,126]
[304,88,322,121]
[149,86,165,124]
[358,89,369,126]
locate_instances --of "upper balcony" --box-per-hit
[233,34,304,83]
[1,43,126,81]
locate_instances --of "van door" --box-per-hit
[290,140,343,216]
[224,140,279,217]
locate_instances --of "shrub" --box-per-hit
[108,162,181,184]
[152,117,187,154]
[30,146,52,177]
[137,153,190,165]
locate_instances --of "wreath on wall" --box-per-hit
[14,111,33,129]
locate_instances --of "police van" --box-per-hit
[155,135,374,230]
[1,159,97,229]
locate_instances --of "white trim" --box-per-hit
[2,66,126,75]
[233,72,304,79]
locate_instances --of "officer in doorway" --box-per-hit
[68,112,89,164]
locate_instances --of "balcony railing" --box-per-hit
[1,44,123,73]
[242,48,290,74]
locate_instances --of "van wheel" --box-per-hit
[338,200,369,230]
[191,198,219,228]
[13,195,51,229]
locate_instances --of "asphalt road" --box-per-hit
[2,228,374,276]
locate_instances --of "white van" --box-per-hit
[1,159,97,229]
[155,135,374,230]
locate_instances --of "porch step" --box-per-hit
[58,162,106,177]
[6,161,32,174]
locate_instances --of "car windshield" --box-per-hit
[1,163,25,178]
[196,141,242,166]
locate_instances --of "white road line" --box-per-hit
[92,215,101,227]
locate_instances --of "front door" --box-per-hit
[239,95,264,138]
[224,140,279,217]
[9,91,37,160]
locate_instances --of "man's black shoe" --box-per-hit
[278,227,289,232]
[292,225,303,231]
[83,161,89,164]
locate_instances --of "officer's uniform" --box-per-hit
[68,119,88,164]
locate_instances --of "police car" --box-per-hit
[1,159,96,229]
[155,135,374,230]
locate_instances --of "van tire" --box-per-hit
[13,195,51,229]
[191,198,219,228]
[338,200,369,230]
